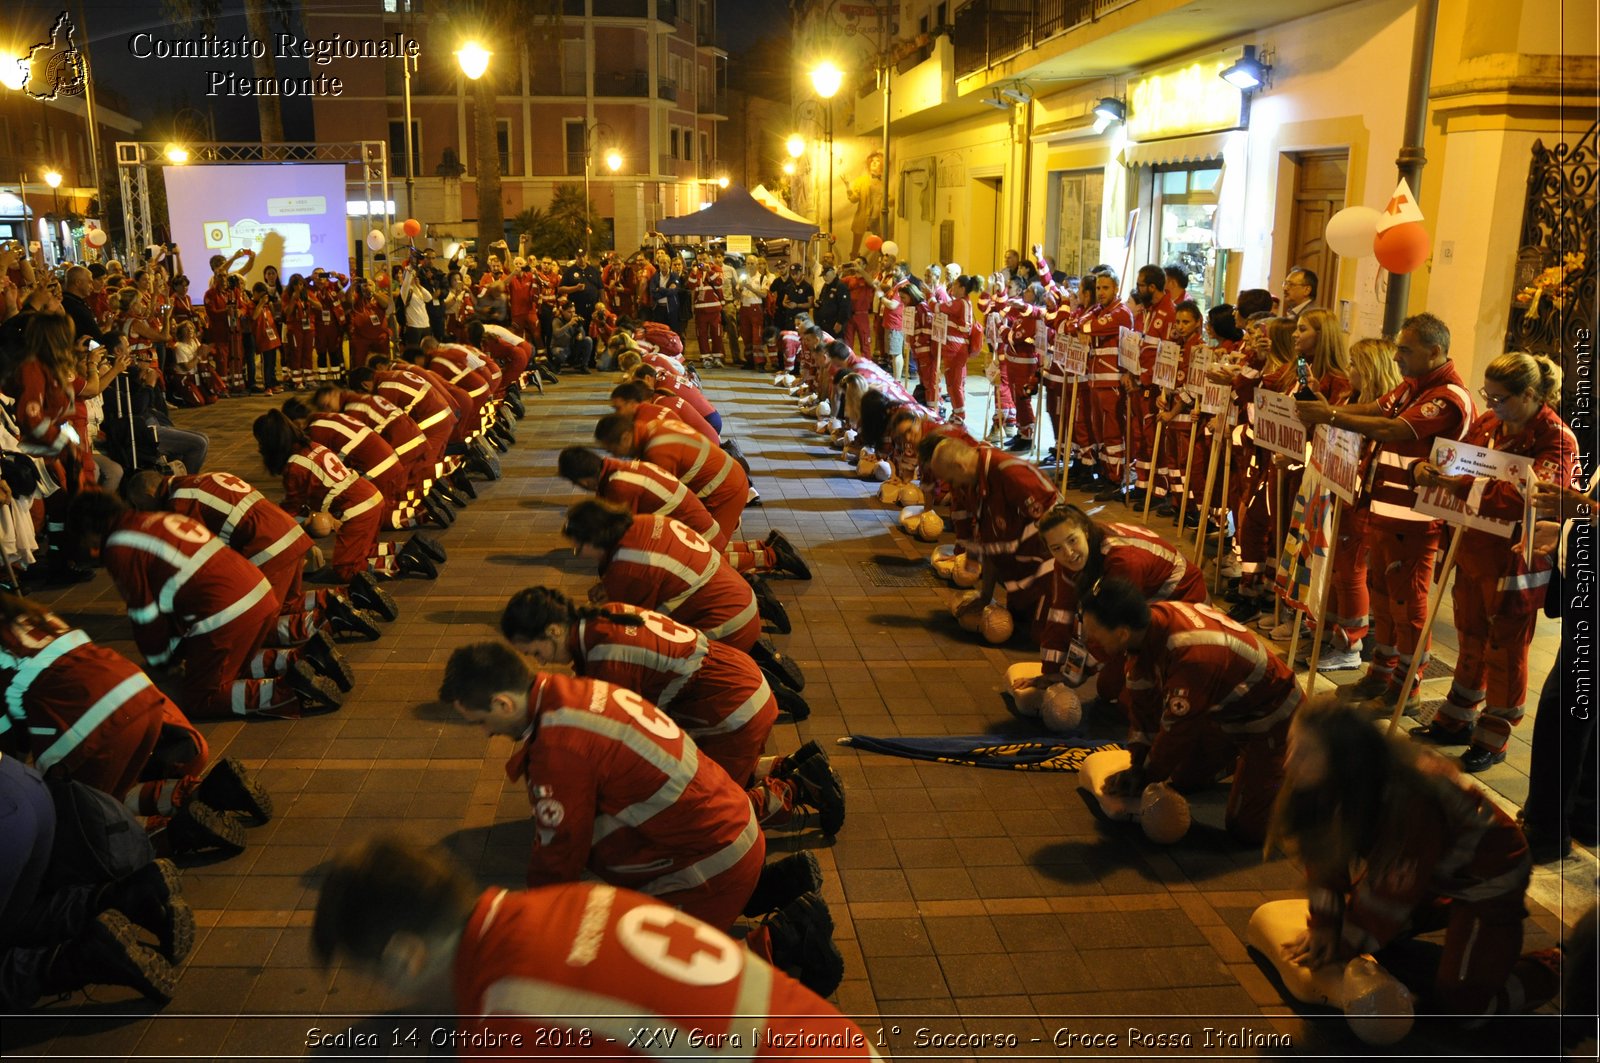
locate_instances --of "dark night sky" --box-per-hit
[7,0,788,142]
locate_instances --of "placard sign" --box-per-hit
[1152,340,1181,391]
[1183,345,1212,398]
[1413,438,1536,539]
[1200,379,1231,416]
[1253,389,1309,460]
[1309,425,1364,506]
[1117,327,1142,375]
[932,311,949,346]
[1064,336,1089,379]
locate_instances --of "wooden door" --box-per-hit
[1286,150,1347,307]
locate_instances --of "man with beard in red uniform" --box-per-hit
[122,468,392,641]
[1126,264,1176,507]
[1082,271,1135,500]
[314,837,872,1052]
[437,649,844,995]
[562,501,804,689]
[920,435,1059,642]
[1297,313,1473,718]
[66,492,349,720]
[500,589,840,831]
[1084,579,1300,844]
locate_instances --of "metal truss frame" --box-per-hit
[114,140,391,264]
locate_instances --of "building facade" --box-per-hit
[791,0,1596,388]
[307,0,728,256]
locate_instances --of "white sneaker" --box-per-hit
[1256,613,1280,633]
[1220,557,1243,579]
[1268,619,1305,641]
[1317,647,1363,672]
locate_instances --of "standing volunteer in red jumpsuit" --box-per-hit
[346,277,391,373]
[0,592,274,855]
[121,468,395,639]
[839,263,874,360]
[1016,504,1206,714]
[252,409,444,582]
[562,502,762,653]
[1082,271,1135,496]
[1268,698,1559,1020]
[594,411,750,547]
[66,492,349,720]
[1407,352,1580,771]
[309,270,348,385]
[689,255,726,362]
[1297,312,1473,717]
[440,650,844,995]
[1000,282,1051,451]
[1084,581,1299,844]
[313,837,870,1051]
[281,273,317,391]
[922,435,1059,640]
[500,589,844,834]
[931,274,977,426]
[1126,264,1176,506]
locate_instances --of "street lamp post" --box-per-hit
[581,122,620,252]
[43,169,62,263]
[809,62,842,241]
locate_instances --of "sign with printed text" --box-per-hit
[1117,327,1142,375]
[933,311,948,346]
[1182,345,1212,398]
[1199,379,1231,416]
[1413,438,1535,539]
[1064,336,1089,379]
[1309,425,1364,506]
[1152,340,1181,391]
[1253,390,1309,461]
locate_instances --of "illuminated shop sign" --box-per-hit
[1127,55,1247,142]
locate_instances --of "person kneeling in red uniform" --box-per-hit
[314,836,874,1055]
[66,491,349,721]
[439,646,844,996]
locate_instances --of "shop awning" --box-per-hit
[1118,130,1234,168]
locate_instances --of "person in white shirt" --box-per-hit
[736,256,774,369]
[399,266,435,347]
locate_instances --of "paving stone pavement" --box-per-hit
[3,368,1585,1060]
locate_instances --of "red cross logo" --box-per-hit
[640,913,724,966]
[618,904,742,986]
[1385,193,1409,215]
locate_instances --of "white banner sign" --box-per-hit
[1117,327,1142,375]
[1253,389,1309,461]
[1152,340,1181,391]
[1309,425,1364,506]
[1413,438,1536,539]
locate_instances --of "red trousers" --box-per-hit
[1330,504,1372,649]
[940,343,969,416]
[349,333,388,372]
[1166,716,1289,845]
[175,589,299,718]
[1365,521,1442,688]
[738,306,764,355]
[702,481,747,549]
[330,504,388,581]
[287,330,314,382]
[314,326,343,365]
[681,676,778,787]
[993,360,1016,425]
[694,309,724,357]
[1087,386,1125,481]
[1158,416,1199,510]
[1438,548,1543,752]
[845,311,873,359]
[658,827,764,932]
[1005,361,1038,436]
[1129,386,1156,494]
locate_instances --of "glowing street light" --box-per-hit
[455,42,491,80]
[717,176,729,189]
[0,57,25,92]
[165,144,189,164]
[785,133,805,159]
[782,161,795,176]
[604,149,623,173]
[809,61,842,100]
[42,170,62,189]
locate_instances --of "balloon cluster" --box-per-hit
[85,228,108,248]
[1323,178,1431,274]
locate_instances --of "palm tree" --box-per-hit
[162,0,292,143]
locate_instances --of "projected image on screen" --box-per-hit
[163,164,349,276]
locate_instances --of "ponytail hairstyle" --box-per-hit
[561,498,634,552]
[500,586,644,644]
[1035,502,1107,588]
[1485,351,1563,407]
[252,408,311,476]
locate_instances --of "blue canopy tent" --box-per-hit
[656,185,819,240]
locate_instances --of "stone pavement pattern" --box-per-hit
[1,369,1583,1060]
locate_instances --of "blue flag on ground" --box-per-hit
[840,734,1122,772]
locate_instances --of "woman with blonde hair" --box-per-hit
[1293,307,1350,403]
[1310,337,1404,671]
[1409,352,1580,771]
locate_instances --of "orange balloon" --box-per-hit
[402,218,421,238]
[863,234,883,252]
[1373,223,1430,274]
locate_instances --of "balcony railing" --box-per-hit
[656,0,678,24]
[566,152,587,176]
[658,78,678,101]
[593,0,650,15]
[596,70,652,97]
[952,0,1129,78]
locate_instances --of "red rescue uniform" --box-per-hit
[597,515,762,652]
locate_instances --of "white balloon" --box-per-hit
[1325,206,1381,259]
[945,261,962,279]
[366,229,386,252]
[881,240,900,258]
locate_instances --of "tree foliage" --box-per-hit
[512,185,612,259]
[160,0,294,142]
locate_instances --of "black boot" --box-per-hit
[760,894,843,997]
[765,673,811,721]
[298,630,356,693]
[751,637,805,691]
[347,571,399,621]
[449,467,478,499]
[164,799,246,856]
[95,859,195,963]
[407,533,447,564]
[742,852,823,917]
[195,758,274,822]
[41,910,177,1002]
[325,593,383,641]
[396,540,440,579]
